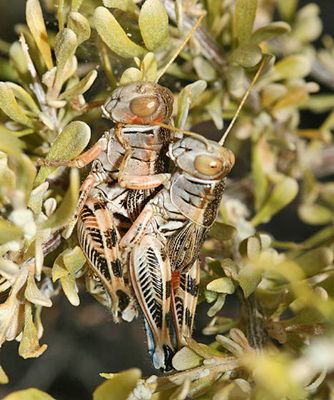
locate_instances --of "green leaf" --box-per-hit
[274,55,311,80]
[298,204,333,225]
[234,0,257,44]
[0,365,8,384]
[0,219,22,244]
[102,0,137,12]
[5,83,40,114]
[63,246,86,275]
[207,277,235,294]
[250,22,291,44]
[277,0,298,20]
[120,67,142,85]
[93,369,141,400]
[209,222,237,241]
[176,80,207,128]
[172,347,202,371]
[68,12,91,45]
[25,273,52,307]
[294,247,333,277]
[54,28,78,84]
[239,236,261,259]
[251,177,298,226]
[35,121,91,185]
[71,0,83,11]
[251,138,269,211]
[230,43,262,68]
[41,168,79,230]
[237,265,262,297]
[18,303,48,359]
[193,56,216,81]
[59,70,97,99]
[139,0,169,51]
[60,274,80,306]
[0,83,34,127]
[26,0,53,69]
[141,52,158,81]
[3,389,55,400]
[94,7,145,58]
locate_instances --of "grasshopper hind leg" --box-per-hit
[171,261,200,347]
[78,197,137,322]
[129,234,177,371]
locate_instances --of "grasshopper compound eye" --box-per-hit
[194,155,224,176]
[130,96,159,118]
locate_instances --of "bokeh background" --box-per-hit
[0,1,333,399]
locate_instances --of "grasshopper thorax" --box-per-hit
[102,82,174,125]
[169,137,235,181]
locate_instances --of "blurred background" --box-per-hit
[0,0,333,399]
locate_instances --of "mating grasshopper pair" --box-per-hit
[39,14,267,369]
[42,79,234,370]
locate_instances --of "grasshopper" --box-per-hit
[119,57,268,370]
[39,17,204,323]
[120,136,235,370]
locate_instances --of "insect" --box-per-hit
[119,136,235,370]
[38,17,205,323]
[118,57,269,370]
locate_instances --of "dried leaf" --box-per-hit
[94,7,145,58]
[93,369,141,400]
[139,0,169,51]
[26,0,53,69]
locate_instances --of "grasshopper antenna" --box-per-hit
[219,55,271,146]
[155,14,205,83]
[156,121,210,147]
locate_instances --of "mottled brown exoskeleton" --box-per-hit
[120,136,235,370]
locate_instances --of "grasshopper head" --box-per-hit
[169,137,235,180]
[102,82,173,125]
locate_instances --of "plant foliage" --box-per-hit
[0,0,334,399]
